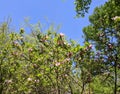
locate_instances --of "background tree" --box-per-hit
[83,0,120,93]
[74,0,120,17]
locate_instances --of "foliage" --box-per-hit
[74,0,92,17]
[1,0,120,93]
[83,0,120,93]
[0,22,96,94]
[74,0,120,17]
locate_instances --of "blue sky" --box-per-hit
[0,0,107,45]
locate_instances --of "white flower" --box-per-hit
[112,16,120,21]
[5,79,12,84]
[108,44,113,49]
[28,48,33,52]
[60,33,64,37]
[35,79,40,83]
[65,58,70,62]
[89,44,92,49]
[27,78,32,81]
[65,74,68,77]
[19,36,24,40]
[13,41,19,46]
[55,62,61,66]
[67,43,71,46]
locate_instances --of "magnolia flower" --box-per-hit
[45,35,49,39]
[99,33,104,37]
[88,44,92,49]
[35,79,40,83]
[13,41,19,46]
[108,44,113,49]
[60,33,64,37]
[112,16,120,21]
[65,74,68,77]
[63,42,67,45]
[27,78,32,81]
[19,36,24,40]
[65,58,70,62]
[55,62,61,66]
[5,79,12,84]
[28,48,33,52]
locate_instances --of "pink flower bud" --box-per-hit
[67,52,72,57]
[96,52,100,56]
[13,41,19,46]
[89,44,92,49]
[108,44,113,49]
[28,48,33,52]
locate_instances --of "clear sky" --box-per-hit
[0,0,107,45]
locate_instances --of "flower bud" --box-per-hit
[28,48,33,52]
[67,52,72,57]
[89,44,92,49]
[13,41,19,46]
[20,28,24,34]
[108,44,113,49]
[33,64,38,68]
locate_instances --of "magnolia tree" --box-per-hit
[0,22,94,94]
[1,1,120,93]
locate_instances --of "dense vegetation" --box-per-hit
[0,22,95,94]
[74,0,120,17]
[0,0,120,94]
